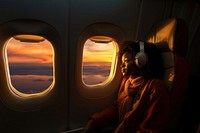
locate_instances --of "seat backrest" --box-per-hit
[146,18,189,131]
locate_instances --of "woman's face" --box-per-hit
[121,52,139,76]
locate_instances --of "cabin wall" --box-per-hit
[0,0,70,132]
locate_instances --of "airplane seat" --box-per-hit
[146,17,189,132]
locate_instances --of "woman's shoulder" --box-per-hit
[150,78,164,85]
[146,78,168,93]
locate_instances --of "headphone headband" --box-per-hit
[139,41,145,52]
[135,41,148,68]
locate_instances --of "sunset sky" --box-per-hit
[6,37,116,92]
[83,39,115,63]
[6,37,54,94]
[7,38,115,64]
[82,39,116,84]
[7,38,53,65]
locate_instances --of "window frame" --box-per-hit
[82,36,118,86]
[0,19,61,111]
[3,35,55,97]
[76,23,124,99]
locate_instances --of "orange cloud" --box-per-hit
[6,38,53,64]
[83,40,116,62]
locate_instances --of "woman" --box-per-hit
[83,40,170,133]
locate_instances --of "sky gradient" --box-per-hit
[6,37,116,93]
[6,38,54,94]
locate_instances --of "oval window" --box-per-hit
[82,36,118,85]
[4,35,55,96]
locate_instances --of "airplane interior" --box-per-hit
[0,0,199,133]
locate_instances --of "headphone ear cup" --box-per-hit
[135,52,148,68]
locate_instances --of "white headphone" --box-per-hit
[135,41,148,68]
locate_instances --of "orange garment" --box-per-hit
[92,76,170,133]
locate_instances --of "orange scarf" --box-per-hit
[118,76,144,122]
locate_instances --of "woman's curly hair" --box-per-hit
[120,40,164,79]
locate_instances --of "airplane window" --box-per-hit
[82,36,118,85]
[4,35,55,96]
